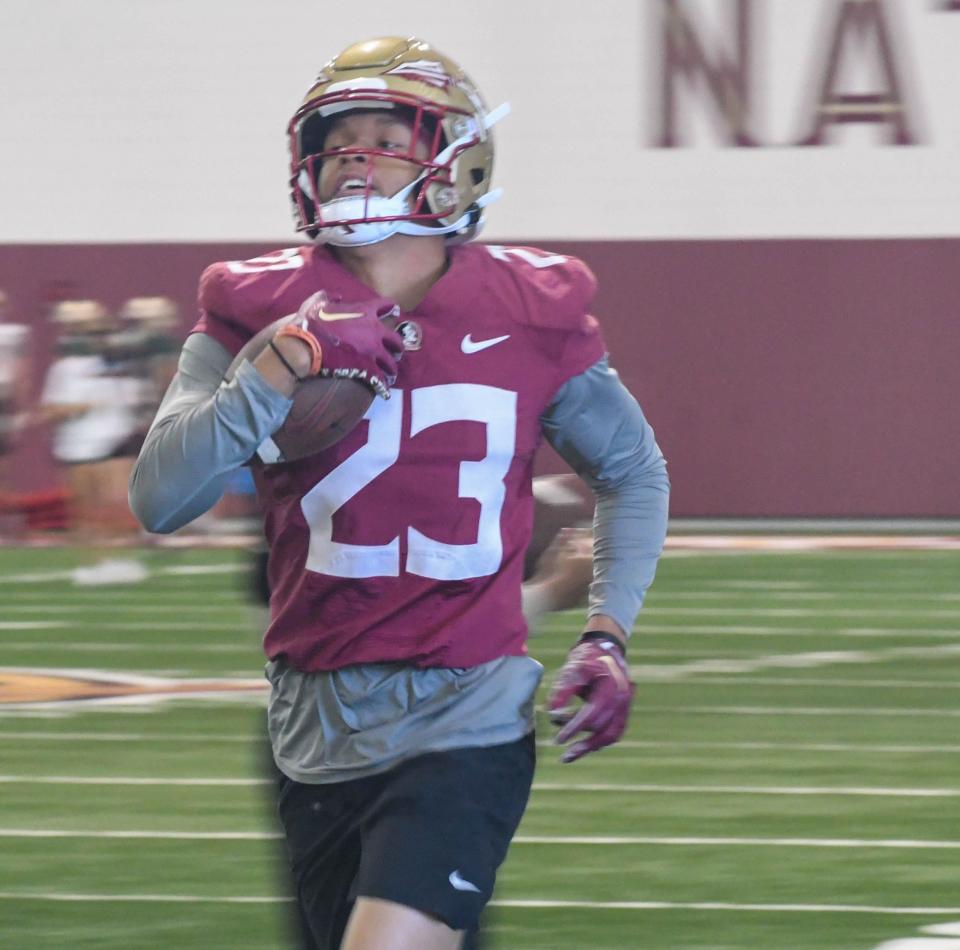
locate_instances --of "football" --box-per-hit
[225,313,378,463]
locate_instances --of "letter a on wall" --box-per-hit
[799,0,919,145]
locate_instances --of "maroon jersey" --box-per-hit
[194,243,605,671]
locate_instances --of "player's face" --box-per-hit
[317,111,431,203]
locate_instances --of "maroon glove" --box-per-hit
[548,634,635,763]
[276,291,405,399]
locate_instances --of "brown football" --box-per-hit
[225,313,376,463]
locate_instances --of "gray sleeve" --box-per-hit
[128,333,293,534]
[540,357,670,636]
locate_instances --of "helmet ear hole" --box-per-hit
[470,168,485,186]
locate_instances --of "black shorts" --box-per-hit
[275,733,536,948]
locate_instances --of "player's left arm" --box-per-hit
[539,356,670,762]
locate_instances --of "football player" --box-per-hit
[130,37,669,950]
[0,291,30,486]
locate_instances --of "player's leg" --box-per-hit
[345,735,536,950]
[99,455,141,536]
[276,773,364,949]
[340,897,463,950]
[66,462,98,545]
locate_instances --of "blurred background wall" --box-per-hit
[2,0,958,516]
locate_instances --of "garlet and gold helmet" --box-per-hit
[288,36,509,247]
[119,296,179,332]
[50,300,113,333]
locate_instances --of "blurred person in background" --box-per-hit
[101,296,184,529]
[115,295,181,403]
[38,299,149,584]
[0,290,32,530]
[131,36,669,950]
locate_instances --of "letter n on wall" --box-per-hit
[657,0,756,147]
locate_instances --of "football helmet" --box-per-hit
[288,36,509,247]
[50,300,112,333]
[119,297,179,331]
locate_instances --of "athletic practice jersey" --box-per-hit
[193,243,605,671]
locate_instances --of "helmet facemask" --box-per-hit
[292,99,455,246]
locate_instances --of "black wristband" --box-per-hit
[268,340,305,382]
[578,630,626,656]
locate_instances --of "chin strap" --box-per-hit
[394,188,503,238]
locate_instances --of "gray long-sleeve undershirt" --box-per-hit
[130,332,669,633]
[540,359,670,632]
[130,339,293,534]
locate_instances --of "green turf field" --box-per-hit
[1,545,959,949]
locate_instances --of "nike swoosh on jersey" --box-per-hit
[461,333,511,354]
[448,870,482,893]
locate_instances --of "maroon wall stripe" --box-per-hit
[1,240,956,517]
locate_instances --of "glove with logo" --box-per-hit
[276,291,405,399]
[548,633,635,763]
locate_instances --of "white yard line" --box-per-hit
[4,828,960,850]
[0,775,954,797]
[2,732,956,754]
[1,605,244,614]
[649,675,960,689]
[648,705,960,718]
[1,623,248,633]
[0,642,256,651]
[0,564,238,585]
[18,627,957,641]
[0,891,958,915]
[643,607,960,618]
[0,622,62,630]
[513,836,960,849]
[631,625,960,638]
[712,580,816,589]
[0,732,955,755]
[630,643,960,680]
[532,783,959,798]
[599,739,960,754]
[161,565,239,576]
[649,627,944,641]
[0,571,75,584]
[4,624,953,641]
[534,646,760,657]
[492,899,960,915]
[649,591,960,601]
[0,890,288,903]
[0,775,269,786]
[664,535,960,552]
[0,828,280,840]
[4,591,952,607]
[0,731,258,743]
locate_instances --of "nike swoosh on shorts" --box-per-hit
[448,869,482,893]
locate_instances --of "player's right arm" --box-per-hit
[129,332,295,534]
[129,306,402,534]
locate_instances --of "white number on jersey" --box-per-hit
[486,245,568,269]
[300,389,403,579]
[226,248,305,275]
[300,384,517,580]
